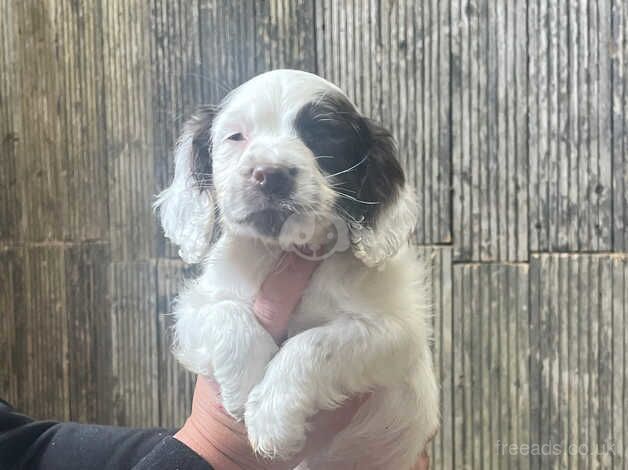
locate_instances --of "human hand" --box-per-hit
[174,252,432,468]
[175,376,368,470]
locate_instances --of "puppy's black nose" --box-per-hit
[251,166,296,198]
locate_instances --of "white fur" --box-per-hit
[156,70,439,469]
[154,132,215,264]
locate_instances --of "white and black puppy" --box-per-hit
[155,69,439,469]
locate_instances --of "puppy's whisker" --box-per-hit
[332,189,380,206]
[331,200,363,223]
[325,155,368,179]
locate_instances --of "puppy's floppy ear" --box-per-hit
[349,119,418,267]
[154,106,217,264]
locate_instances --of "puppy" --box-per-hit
[155,69,439,469]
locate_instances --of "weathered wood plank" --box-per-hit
[198,0,255,103]
[530,0,614,253]
[103,1,155,261]
[0,247,25,407]
[0,1,22,242]
[452,262,530,469]
[57,0,109,242]
[530,254,628,468]
[612,0,627,252]
[254,0,317,73]
[22,246,70,421]
[156,259,198,428]
[316,0,452,245]
[611,256,626,467]
[64,243,112,424]
[10,2,67,243]
[452,0,528,262]
[417,246,453,470]
[1,2,109,244]
[110,261,159,427]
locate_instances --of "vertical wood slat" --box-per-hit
[611,0,627,252]
[0,1,108,244]
[21,247,70,421]
[58,0,109,242]
[451,0,528,262]
[110,261,159,427]
[529,0,614,253]
[315,0,452,245]
[417,246,453,470]
[0,1,22,242]
[530,254,627,468]
[452,262,530,469]
[156,259,198,428]
[9,2,66,243]
[0,248,25,408]
[198,0,255,104]
[64,243,113,423]
[254,0,317,73]
[103,0,155,262]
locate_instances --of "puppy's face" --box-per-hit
[157,70,415,265]
[210,72,339,241]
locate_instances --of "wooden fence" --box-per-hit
[1,1,627,468]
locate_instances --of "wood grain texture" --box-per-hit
[0,0,22,242]
[0,1,109,244]
[451,0,528,262]
[530,254,628,469]
[612,0,628,252]
[110,261,159,427]
[64,243,112,423]
[1,1,627,467]
[103,0,156,261]
[156,259,198,428]
[452,262,530,469]
[529,0,614,253]
[0,247,25,408]
[417,246,453,470]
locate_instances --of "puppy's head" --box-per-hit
[156,70,417,265]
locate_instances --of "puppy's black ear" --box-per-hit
[349,119,417,266]
[154,106,218,264]
[296,93,417,266]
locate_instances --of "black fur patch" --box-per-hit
[183,105,222,241]
[294,93,405,224]
[185,105,217,189]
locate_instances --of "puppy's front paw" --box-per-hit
[244,384,307,460]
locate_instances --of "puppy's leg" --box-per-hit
[244,318,418,460]
[174,299,278,419]
[306,376,439,470]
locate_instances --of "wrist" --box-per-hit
[174,421,224,469]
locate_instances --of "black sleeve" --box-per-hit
[0,399,213,470]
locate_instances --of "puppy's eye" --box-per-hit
[226,132,245,142]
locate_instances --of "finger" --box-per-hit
[254,253,320,342]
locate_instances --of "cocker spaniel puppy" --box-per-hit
[155,69,438,469]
